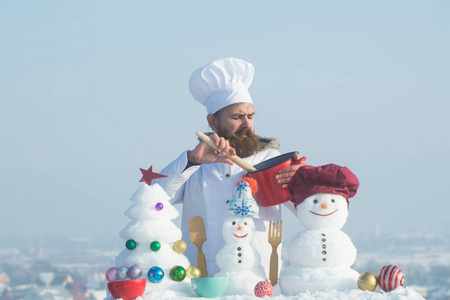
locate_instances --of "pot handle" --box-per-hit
[290,155,307,165]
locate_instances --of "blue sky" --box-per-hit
[1,0,449,241]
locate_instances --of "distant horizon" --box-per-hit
[1,209,448,246]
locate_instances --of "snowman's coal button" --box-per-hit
[238,260,242,263]
[322,250,327,255]
[237,247,242,251]
[322,244,326,249]
[323,258,326,262]
[322,238,326,242]
[238,253,242,257]
[321,233,326,236]
[226,174,230,177]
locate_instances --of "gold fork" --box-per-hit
[268,219,282,285]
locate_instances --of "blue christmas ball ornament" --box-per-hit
[148,266,164,283]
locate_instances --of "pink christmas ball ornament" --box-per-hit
[376,265,405,292]
[254,280,273,298]
[106,267,119,282]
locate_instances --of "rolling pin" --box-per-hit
[196,131,258,173]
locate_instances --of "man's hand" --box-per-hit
[276,152,309,189]
[187,133,237,166]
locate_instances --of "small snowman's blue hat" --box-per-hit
[226,178,259,217]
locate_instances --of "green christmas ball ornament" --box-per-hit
[126,239,137,250]
[150,241,161,252]
[169,265,186,282]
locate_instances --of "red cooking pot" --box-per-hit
[247,152,304,207]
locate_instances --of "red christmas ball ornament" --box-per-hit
[254,280,273,298]
[376,265,405,292]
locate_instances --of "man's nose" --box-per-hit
[241,117,252,128]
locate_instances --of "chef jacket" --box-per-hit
[156,148,282,277]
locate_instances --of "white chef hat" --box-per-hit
[189,57,255,114]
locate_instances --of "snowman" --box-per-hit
[214,178,266,295]
[279,164,360,294]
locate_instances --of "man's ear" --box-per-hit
[207,114,218,132]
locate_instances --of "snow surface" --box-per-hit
[106,285,425,300]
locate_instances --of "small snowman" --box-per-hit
[215,178,266,295]
[279,164,360,294]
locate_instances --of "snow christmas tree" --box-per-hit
[106,166,194,299]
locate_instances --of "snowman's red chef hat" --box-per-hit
[287,164,360,208]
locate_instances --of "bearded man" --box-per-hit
[155,58,306,277]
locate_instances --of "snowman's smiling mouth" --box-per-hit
[233,233,248,238]
[309,209,338,216]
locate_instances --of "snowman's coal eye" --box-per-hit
[331,199,335,203]
[314,199,318,204]
[244,222,247,225]
[232,221,236,225]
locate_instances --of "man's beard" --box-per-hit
[218,127,260,158]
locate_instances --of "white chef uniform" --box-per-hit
[155,57,283,276]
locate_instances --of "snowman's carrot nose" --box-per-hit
[237,226,243,230]
[321,203,327,209]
